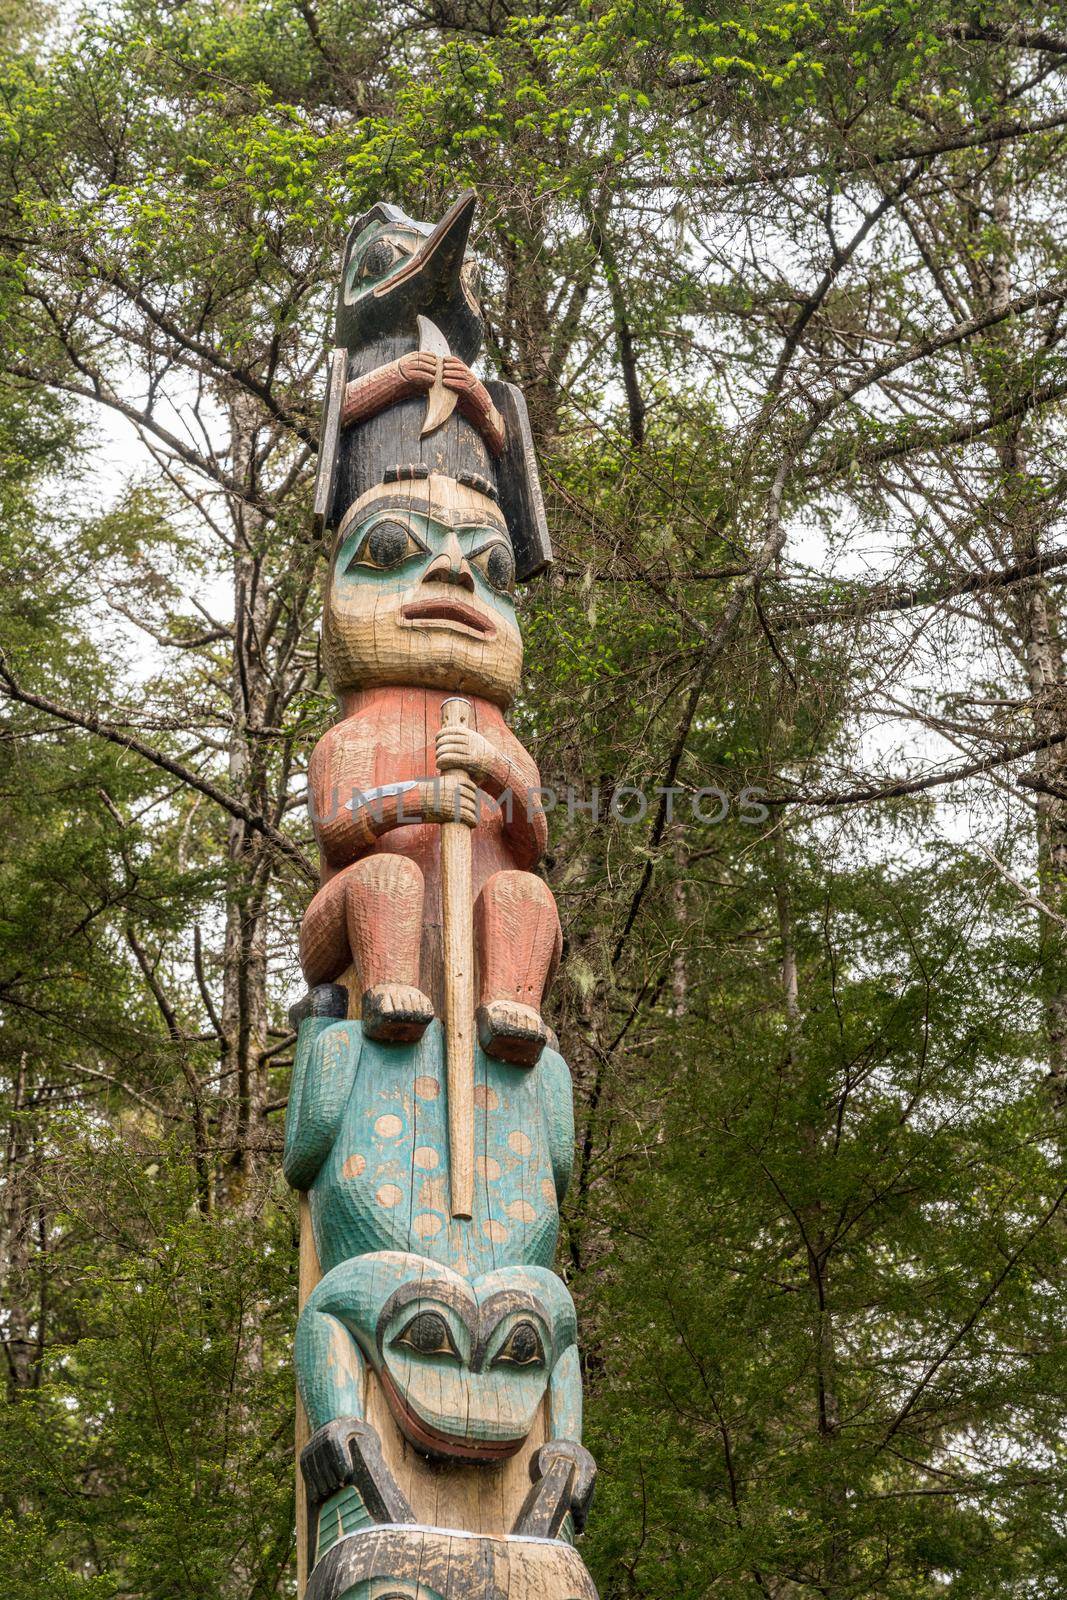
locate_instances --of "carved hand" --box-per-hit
[419,773,479,828]
[435,724,497,787]
[539,1440,597,1531]
[511,1439,598,1539]
[301,1417,359,1505]
[301,1417,415,1527]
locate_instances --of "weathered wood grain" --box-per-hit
[304,1522,599,1600]
[440,697,475,1218]
[291,193,590,1600]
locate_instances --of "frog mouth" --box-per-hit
[400,597,496,637]
[378,1366,524,1461]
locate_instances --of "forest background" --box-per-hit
[1,0,1067,1595]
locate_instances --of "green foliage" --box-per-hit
[0,1131,296,1598]
[2,0,1067,1596]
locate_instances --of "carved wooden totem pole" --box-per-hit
[285,191,598,1600]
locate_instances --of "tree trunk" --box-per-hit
[217,394,272,1209]
[985,184,1067,1106]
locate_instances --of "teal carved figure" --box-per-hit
[284,1012,574,1279]
[296,1250,593,1563]
[298,1250,583,1456]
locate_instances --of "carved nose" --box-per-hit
[422,537,475,593]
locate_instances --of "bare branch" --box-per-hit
[0,656,315,880]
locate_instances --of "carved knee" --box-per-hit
[345,854,434,1042]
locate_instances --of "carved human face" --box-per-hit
[322,475,523,705]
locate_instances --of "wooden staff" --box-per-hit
[440,696,475,1218]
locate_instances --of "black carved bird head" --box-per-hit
[334,191,482,362]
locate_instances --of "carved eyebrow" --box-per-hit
[336,502,507,548]
[376,1281,478,1356]
[336,499,427,542]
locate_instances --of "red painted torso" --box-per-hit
[304,686,545,1001]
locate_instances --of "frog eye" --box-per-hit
[471,540,515,595]
[394,1310,461,1360]
[491,1320,544,1368]
[348,518,425,572]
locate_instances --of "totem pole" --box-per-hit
[284,191,599,1600]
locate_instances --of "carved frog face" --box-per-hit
[326,1252,577,1461]
[322,474,523,705]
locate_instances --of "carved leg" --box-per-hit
[297,1282,416,1569]
[296,1299,367,1432]
[300,872,351,987]
[475,870,562,1065]
[299,855,435,1038]
[346,853,435,1041]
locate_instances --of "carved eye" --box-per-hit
[349,519,424,572]
[395,1310,460,1360]
[491,1320,544,1368]
[472,541,515,595]
[361,238,400,280]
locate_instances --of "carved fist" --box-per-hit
[420,773,480,828]
[538,1440,597,1532]
[301,1417,414,1527]
[512,1439,598,1539]
[435,724,497,787]
[301,1417,365,1504]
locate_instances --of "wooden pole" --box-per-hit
[440,696,475,1219]
[296,1192,322,1596]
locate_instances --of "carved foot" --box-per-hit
[511,1440,597,1539]
[477,999,547,1066]
[360,984,435,1042]
[288,982,348,1031]
[301,1417,415,1552]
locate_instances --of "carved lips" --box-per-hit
[377,1363,524,1461]
[400,597,496,638]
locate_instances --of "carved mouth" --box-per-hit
[400,597,496,638]
[379,1366,524,1462]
